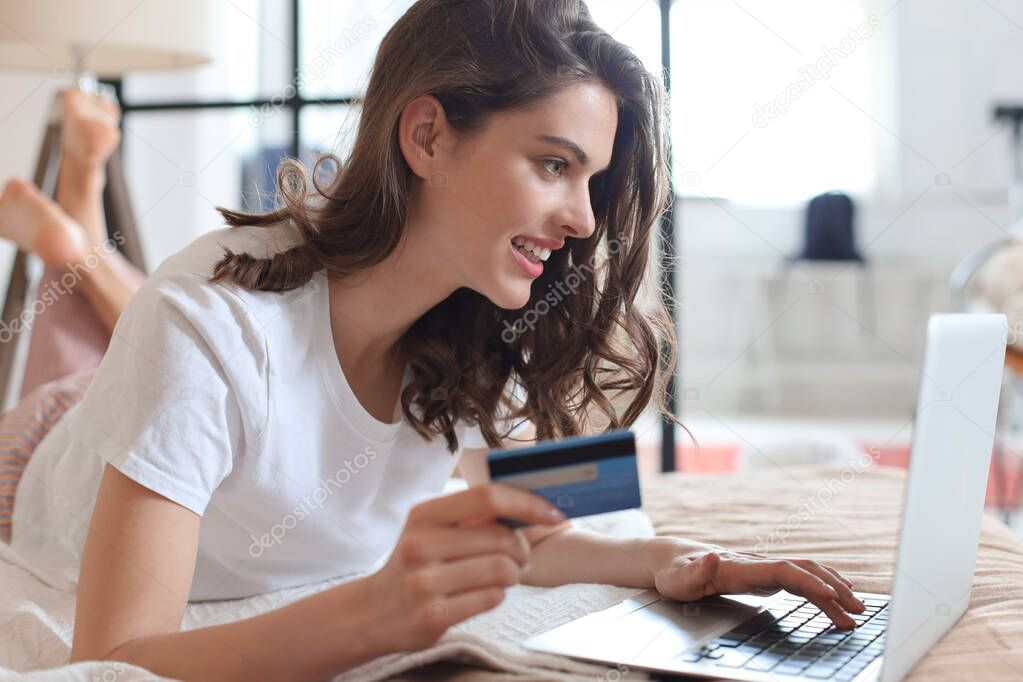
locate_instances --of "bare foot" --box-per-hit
[0,178,93,269]
[59,89,122,170]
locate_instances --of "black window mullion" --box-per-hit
[104,0,681,473]
[659,0,677,473]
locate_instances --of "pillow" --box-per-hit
[0,368,95,543]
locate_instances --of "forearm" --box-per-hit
[521,528,699,588]
[99,574,388,682]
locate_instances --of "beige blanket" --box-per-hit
[641,464,1023,680]
[6,465,1018,680]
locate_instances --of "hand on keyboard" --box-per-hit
[651,542,865,630]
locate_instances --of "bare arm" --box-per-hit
[71,464,390,681]
[455,426,865,629]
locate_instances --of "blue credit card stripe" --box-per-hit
[487,429,635,476]
[492,455,642,525]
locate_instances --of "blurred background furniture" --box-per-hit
[947,104,1023,525]
[751,192,875,413]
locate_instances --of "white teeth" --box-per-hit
[515,243,540,263]
[511,237,553,262]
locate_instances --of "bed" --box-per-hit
[394,464,1023,680]
[2,464,1022,681]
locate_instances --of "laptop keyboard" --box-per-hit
[676,595,889,680]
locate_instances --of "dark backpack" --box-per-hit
[798,191,863,262]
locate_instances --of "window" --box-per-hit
[116,0,671,268]
[118,1,356,268]
[670,0,881,205]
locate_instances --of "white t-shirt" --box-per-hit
[8,222,503,601]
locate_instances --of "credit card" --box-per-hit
[487,428,642,527]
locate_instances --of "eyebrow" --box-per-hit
[536,134,609,172]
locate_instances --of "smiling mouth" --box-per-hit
[509,240,544,278]
[510,236,551,263]
[512,242,542,264]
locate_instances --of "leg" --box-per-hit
[50,87,146,329]
[56,88,122,250]
[0,89,146,397]
[0,180,144,397]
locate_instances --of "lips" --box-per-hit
[510,240,543,278]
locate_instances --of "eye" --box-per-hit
[541,158,569,178]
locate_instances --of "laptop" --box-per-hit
[523,313,1008,682]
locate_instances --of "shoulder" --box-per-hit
[91,228,300,448]
[151,221,304,282]
[131,221,316,329]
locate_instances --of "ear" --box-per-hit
[398,94,454,182]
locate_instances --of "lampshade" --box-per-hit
[0,0,212,76]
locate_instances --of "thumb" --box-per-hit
[692,551,721,587]
[658,552,721,601]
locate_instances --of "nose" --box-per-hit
[560,182,597,239]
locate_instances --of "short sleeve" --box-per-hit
[70,272,268,516]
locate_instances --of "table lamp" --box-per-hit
[0,0,213,409]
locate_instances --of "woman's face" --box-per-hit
[405,81,619,310]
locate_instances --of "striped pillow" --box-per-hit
[0,368,95,543]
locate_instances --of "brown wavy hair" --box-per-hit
[209,0,685,453]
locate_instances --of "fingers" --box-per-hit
[413,553,525,597]
[661,549,864,632]
[768,561,858,630]
[399,585,508,646]
[412,483,566,528]
[434,586,507,628]
[820,563,856,589]
[397,525,530,566]
[797,560,862,612]
[734,549,855,594]
[788,557,854,588]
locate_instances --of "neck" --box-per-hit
[326,220,460,371]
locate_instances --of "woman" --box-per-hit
[0,1,864,679]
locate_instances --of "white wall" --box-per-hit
[679,0,1023,418]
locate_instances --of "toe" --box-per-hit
[1,177,34,202]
